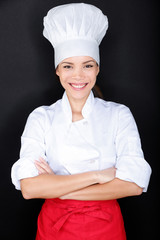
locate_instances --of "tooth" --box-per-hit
[71,84,86,88]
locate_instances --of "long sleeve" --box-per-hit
[115,105,151,192]
[11,107,47,190]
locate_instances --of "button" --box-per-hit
[83,121,88,126]
[90,159,96,163]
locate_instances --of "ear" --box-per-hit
[96,65,100,76]
[56,66,60,76]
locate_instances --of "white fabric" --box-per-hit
[11,91,151,191]
[43,3,108,68]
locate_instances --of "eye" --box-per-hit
[63,65,72,69]
[85,64,94,68]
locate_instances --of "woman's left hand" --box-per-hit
[35,157,54,175]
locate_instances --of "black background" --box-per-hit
[0,0,159,239]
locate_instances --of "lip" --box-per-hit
[69,83,88,91]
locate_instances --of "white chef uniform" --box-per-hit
[11,91,151,191]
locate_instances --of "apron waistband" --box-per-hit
[46,198,116,233]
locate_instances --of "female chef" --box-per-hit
[11,3,151,240]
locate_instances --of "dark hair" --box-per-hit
[92,85,103,99]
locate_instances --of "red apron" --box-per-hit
[36,198,126,240]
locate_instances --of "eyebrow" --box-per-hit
[61,60,96,65]
[61,62,74,65]
[83,60,96,64]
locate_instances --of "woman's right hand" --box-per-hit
[96,167,116,184]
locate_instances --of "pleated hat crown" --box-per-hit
[43,3,108,68]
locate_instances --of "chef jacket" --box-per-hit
[11,91,151,191]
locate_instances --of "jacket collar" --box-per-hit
[61,90,95,123]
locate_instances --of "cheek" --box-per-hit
[61,72,72,81]
[88,73,97,84]
[59,74,71,88]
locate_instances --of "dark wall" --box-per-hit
[0,0,158,239]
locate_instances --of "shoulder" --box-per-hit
[94,98,135,127]
[25,99,62,130]
[94,97,131,115]
[29,99,61,118]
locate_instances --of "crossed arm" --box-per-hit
[20,158,143,200]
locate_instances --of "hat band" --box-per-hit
[54,39,99,68]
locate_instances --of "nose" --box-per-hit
[72,67,84,80]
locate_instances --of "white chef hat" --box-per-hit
[43,3,108,68]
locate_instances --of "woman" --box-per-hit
[11,3,151,240]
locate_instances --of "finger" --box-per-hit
[35,160,48,172]
[37,158,54,174]
[38,159,50,171]
[39,157,49,167]
[35,160,47,170]
[39,157,47,163]
[35,162,48,174]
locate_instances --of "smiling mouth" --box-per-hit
[69,83,88,90]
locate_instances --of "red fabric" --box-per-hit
[36,198,126,240]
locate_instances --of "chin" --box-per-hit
[68,89,91,101]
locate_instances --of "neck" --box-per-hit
[66,93,90,122]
